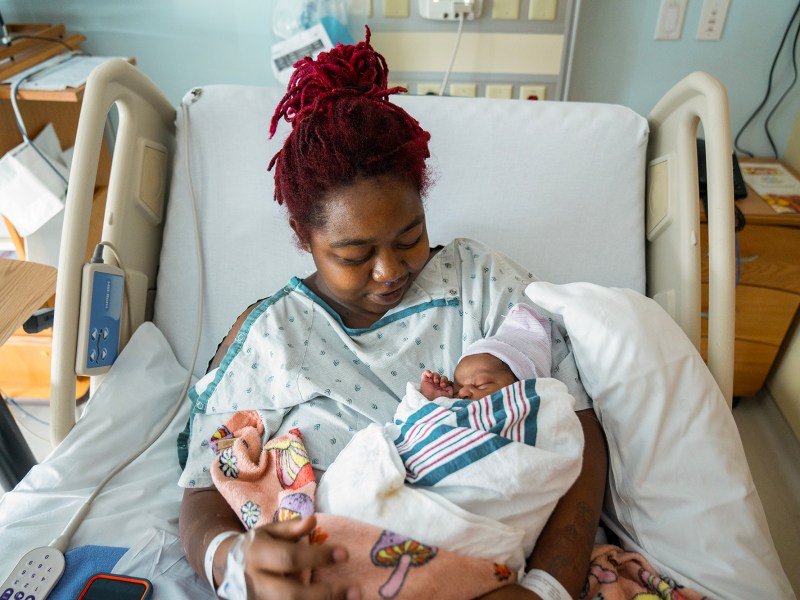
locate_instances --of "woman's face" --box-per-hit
[297,175,430,329]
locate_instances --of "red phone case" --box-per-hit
[77,572,153,600]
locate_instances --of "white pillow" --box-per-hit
[525,281,793,600]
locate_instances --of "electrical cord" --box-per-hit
[10,52,86,187]
[0,9,9,46]
[48,95,206,554]
[8,34,79,52]
[734,1,800,157]
[440,12,466,96]
[2,393,50,427]
[90,241,134,343]
[763,14,800,157]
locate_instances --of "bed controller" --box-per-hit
[0,546,65,600]
[75,261,125,376]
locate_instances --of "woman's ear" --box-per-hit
[289,217,311,252]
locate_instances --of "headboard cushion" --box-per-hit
[153,86,649,375]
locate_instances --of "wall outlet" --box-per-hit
[419,0,483,20]
[696,0,730,41]
[655,0,688,40]
[384,0,410,17]
[520,84,547,100]
[450,82,478,96]
[529,0,557,21]
[416,82,442,95]
[492,0,520,20]
[486,84,513,99]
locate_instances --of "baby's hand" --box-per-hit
[420,370,455,400]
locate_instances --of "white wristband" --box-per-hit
[519,568,572,600]
[217,531,252,600]
[204,531,240,591]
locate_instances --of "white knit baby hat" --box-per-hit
[462,303,552,379]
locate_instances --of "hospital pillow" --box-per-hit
[154,86,647,379]
[525,281,793,600]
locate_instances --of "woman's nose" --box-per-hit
[373,249,404,283]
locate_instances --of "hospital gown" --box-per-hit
[178,238,590,489]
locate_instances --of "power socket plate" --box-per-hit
[419,0,483,20]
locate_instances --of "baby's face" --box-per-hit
[453,353,517,400]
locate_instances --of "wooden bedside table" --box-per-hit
[0,259,57,488]
[700,159,800,398]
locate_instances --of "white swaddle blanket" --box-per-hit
[317,377,584,576]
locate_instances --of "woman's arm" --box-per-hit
[207,301,260,371]
[179,304,361,599]
[527,407,607,597]
[180,306,256,581]
[478,408,607,600]
[180,486,245,585]
[180,488,358,599]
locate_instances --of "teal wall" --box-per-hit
[571,1,800,159]
[2,0,799,158]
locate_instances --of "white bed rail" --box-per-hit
[51,60,176,444]
[646,71,735,407]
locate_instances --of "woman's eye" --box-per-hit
[397,232,423,250]
[338,255,369,265]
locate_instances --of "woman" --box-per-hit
[178,29,607,600]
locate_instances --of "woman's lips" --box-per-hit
[370,276,408,305]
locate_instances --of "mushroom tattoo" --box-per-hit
[370,530,437,599]
[264,428,314,489]
[273,492,314,523]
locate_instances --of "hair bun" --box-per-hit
[269,26,405,137]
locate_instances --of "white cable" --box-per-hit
[562,0,582,101]
[439,12,466,96]
[49,94,206,553]
[92,241,134,342]
[10,52,84,186]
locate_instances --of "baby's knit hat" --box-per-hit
[462,303,552,380]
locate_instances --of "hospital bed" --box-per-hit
[0,59,794,599]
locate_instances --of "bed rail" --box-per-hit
[51,60,176,444]
[646,71,735,407]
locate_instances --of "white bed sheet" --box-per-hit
[0,323,189,576]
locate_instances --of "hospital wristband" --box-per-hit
[519,568,572,600]
[205,531,240,590]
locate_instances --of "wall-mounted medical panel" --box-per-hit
[364,0,575,99]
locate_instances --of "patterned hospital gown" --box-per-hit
[178,238,590,489]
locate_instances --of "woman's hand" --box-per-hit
[227,515,361,600]
[180,488,360,600]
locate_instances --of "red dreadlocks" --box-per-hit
[268,26,432,240]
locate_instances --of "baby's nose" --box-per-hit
[457,385,476,400]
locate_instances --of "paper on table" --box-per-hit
[738,160,800,214]
[2,55,126,91]
[0,124,68,236]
